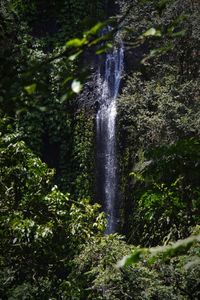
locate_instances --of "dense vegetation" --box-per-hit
[0,0,199,299]
[117,0,200,244]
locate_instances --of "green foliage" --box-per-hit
[69,233,200,299]
[117,229,200,299]
[0,123,105,298]
[126,138,200,246]
[0,0,107,202]
[117,70,200,239]
[115,0,199,249]
[70,109,95,199]
[118,234,200,267]
[120,0,200,69]
[68,235,158,300]
[1,0,200,298]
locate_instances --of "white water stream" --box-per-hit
[96,37,124,234]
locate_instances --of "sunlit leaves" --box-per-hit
[95,42,113,54]
[68,50,83,61]
[117,248,147,268]
[65,38,86,48]
[84,22,107,37]
[0,127,106,297]
[24,83,36,94]
[118,235,200,267]
[142,27,161,38]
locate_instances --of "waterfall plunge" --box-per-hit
[96,39,124,234]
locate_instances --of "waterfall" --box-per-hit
[96,34,124,234]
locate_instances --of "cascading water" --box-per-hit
[96,34,124,234]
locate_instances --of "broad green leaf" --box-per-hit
[142,28,161,38]
[66,38,86,48]
[96,43,113,55]
[24,83,37,94]
[89,31,113,47]
[117,249,148,268]
[118,235,200,268]
[68,50,83,61]
[84,22,106,37]
[143,28,156,36]
[63,76,73,86]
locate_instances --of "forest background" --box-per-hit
[0,0,200,299]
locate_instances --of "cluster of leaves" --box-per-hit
[117,72,200,239]
[0,119,106,299]
[68,233,200,299]
[119,0,200,71]
[128,138,200,246]
[70,108,95,199]
[0,0,109,201]
[1,0,200,298]
[117,0,200,244]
